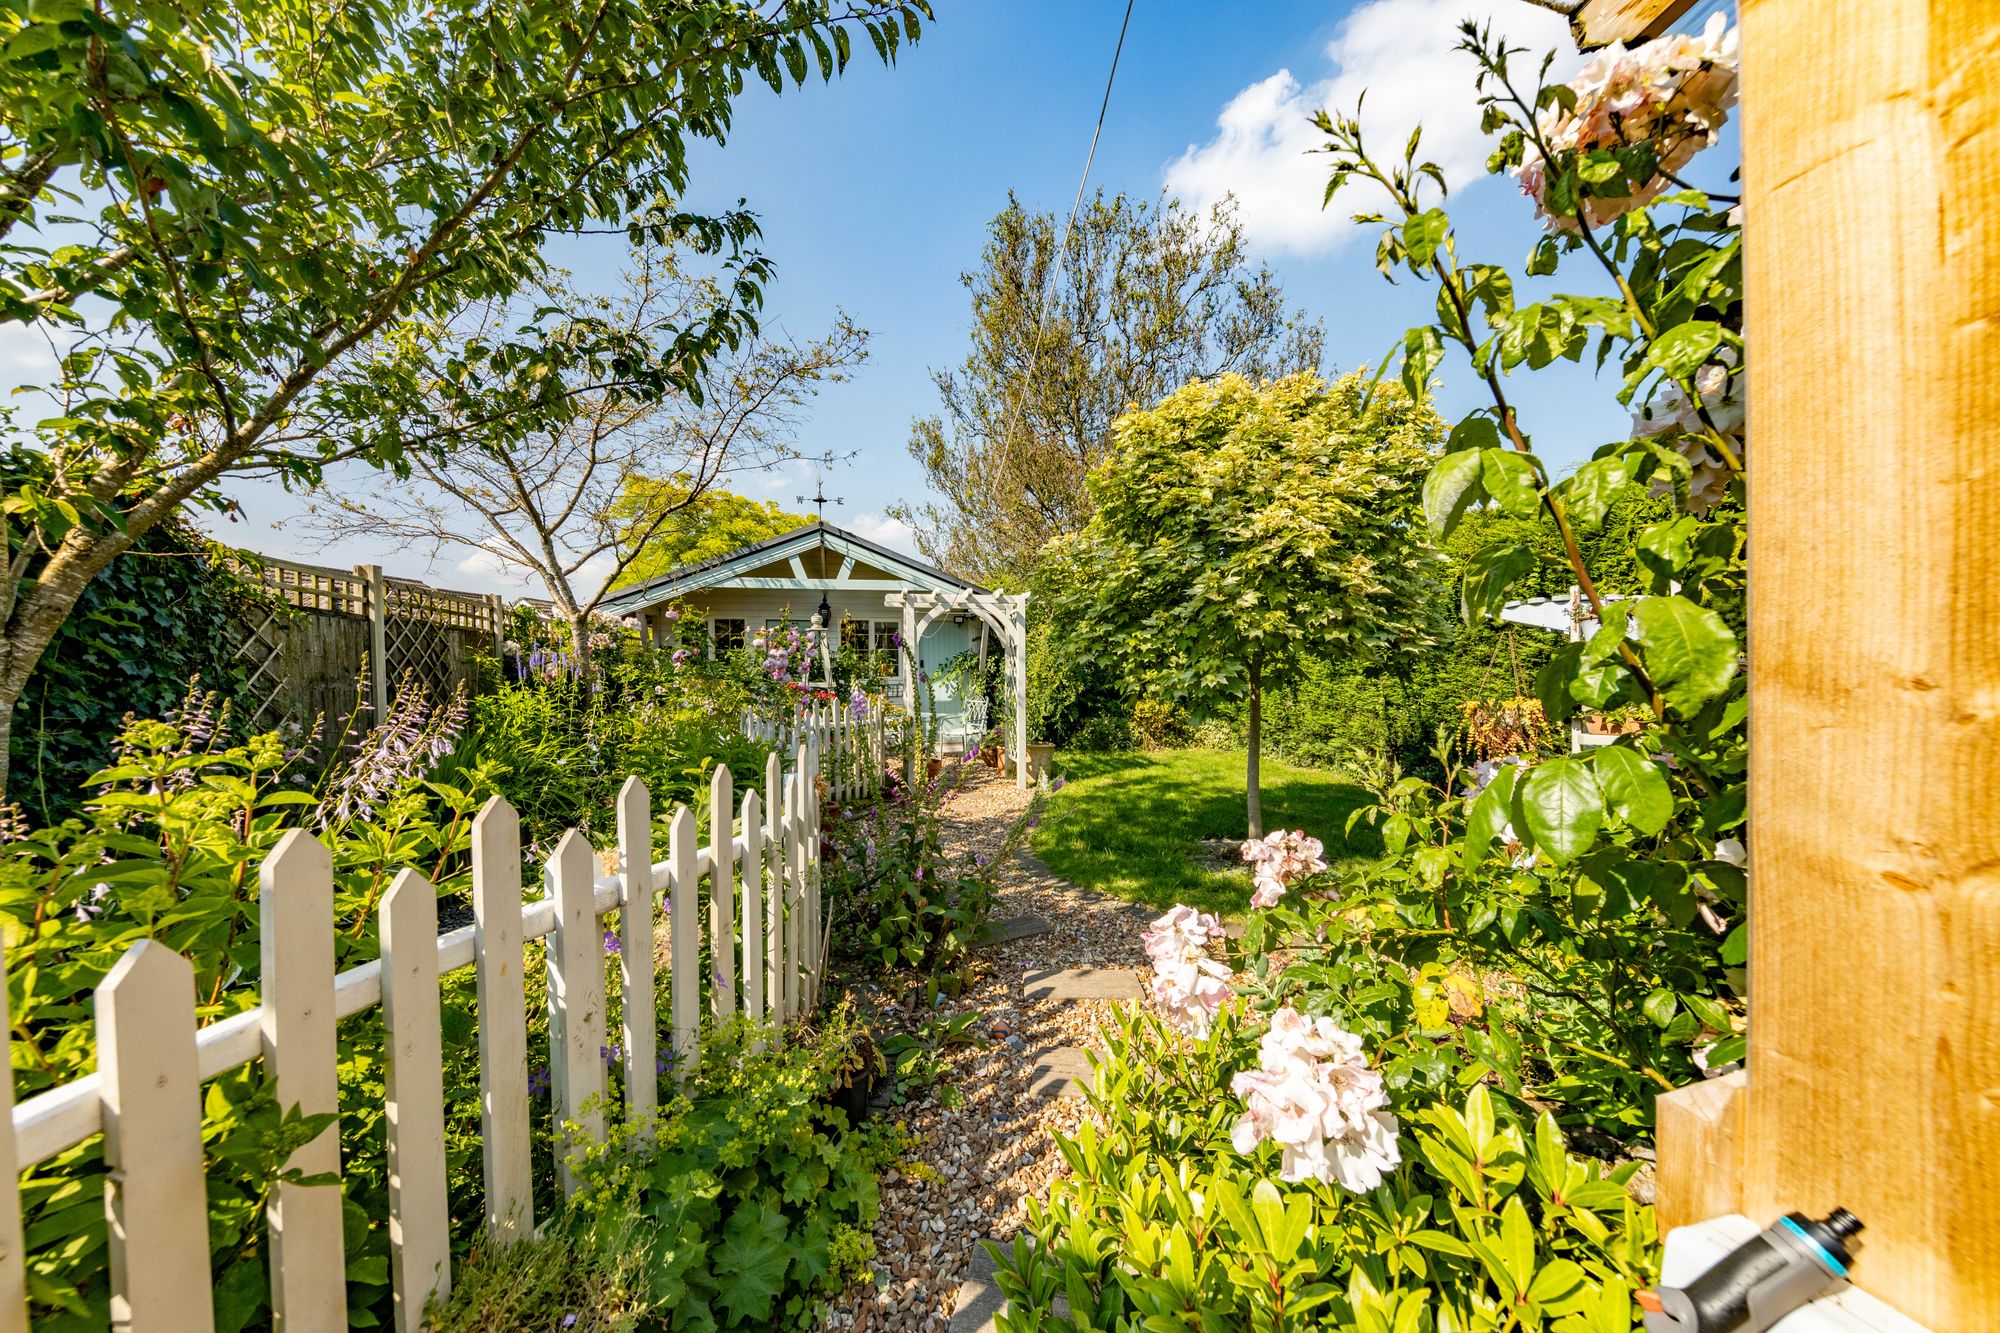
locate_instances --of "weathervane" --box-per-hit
[797,452,845,646]
[795,451,844,526]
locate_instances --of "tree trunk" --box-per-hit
[1245,652,1264,840]
[0,525,145,795]
[565,608,594,677]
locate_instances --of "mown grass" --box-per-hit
[1031,748,1379,918]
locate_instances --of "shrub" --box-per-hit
[997,1009,1657,1331]
[822,751,1047,989]
[2,683,491,1328]
[550,1009,899,1331]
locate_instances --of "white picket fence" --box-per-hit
[0,747,827,1333]
[742,700,886,803]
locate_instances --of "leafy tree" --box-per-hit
[0,0,931,787]
[896,192,1324,584]
[611,486,810,588]
[1054,372,1442,837]
[310,251,863,667]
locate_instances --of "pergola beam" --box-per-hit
[1567,0,1697,48]
[887,589,1031,789]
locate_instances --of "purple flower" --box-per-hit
[601,1043,623,1065]
[528,1066,550,1097]
[603,930,622,956]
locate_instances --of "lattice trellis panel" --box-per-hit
[225,601,300,732]
[383,614,456,705]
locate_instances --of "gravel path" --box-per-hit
[818,768,1157,1333]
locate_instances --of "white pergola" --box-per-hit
[885,587,1031,789]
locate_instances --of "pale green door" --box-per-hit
[916,618,976,742]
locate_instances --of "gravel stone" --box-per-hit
[816,768,1155,1331]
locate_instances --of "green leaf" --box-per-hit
[1517,757,1604,865]
[1403,209,1449,267]
[1642,988,1678,1028]
[1446,411,1503,454]
[1480,449,1541,519]
[1590,746,1671,836]
[712,1201,791,1324]
[1645,320,1723,378]
[1461,542,1538,622]
[1402,325,1444,399]
[1633,595,1740,714]
[1423,450,1485,536]
[1463,764,1521,870]
[1559,453,1639,531]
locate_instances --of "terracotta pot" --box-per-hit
[927,757,944,779]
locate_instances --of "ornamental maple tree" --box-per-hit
[1054,371,1442,837]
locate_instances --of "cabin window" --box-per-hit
[874,621,902,676]
[709,617,745,656]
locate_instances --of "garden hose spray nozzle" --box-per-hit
[1639,1209,1863,1333]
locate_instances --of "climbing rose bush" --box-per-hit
[1513,12,1739,231]
[1229,1006,1401,1191]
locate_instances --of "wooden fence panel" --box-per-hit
[709,765,736,1019]
[379,871,450,1333]
[98,942,215,1333]
[260,832,347,1332]
[472,796,533,1242]
[616,777,658,1122]
[546,830,604,1199]
[785,767,804,1024]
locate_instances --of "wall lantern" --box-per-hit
[951,612,967,626]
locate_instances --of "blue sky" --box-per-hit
[148,0,1733,594]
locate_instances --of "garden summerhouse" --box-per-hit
[598,520,1031,785]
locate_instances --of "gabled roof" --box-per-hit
[598,519,985,616]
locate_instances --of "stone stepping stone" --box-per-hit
[1026,1047,1092,1099]
[974,914,1053,949]
[948,1238,1070,1333]
[947,1240,1006,1333]
[1021,966,1142,1002]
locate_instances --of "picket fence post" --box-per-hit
[379,870,450,1332]
[741,789,766,1023]
[98,942,215,1333]
[0,957,23,1333]
[472,796,533,1241]
[709,765,736,1018]
[261,831,347,1332]
[547,830,605,1198]
[784,765,803,1021]
[616,777,658,1122]
[765,750,786,1022]
[669,806,701,1072]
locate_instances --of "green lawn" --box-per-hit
[1032,748,1380,917]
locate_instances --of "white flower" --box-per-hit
[1240,829,1329,909]
[1141,905,1231,1036]
[1713,837,1746,867]
[1513,14,1740,234]
[1229,1006,1401,1191]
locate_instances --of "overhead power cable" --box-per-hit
[989,0,1137,498]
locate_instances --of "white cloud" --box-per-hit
[847,511,916,554]
[1164,0,1577,256]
